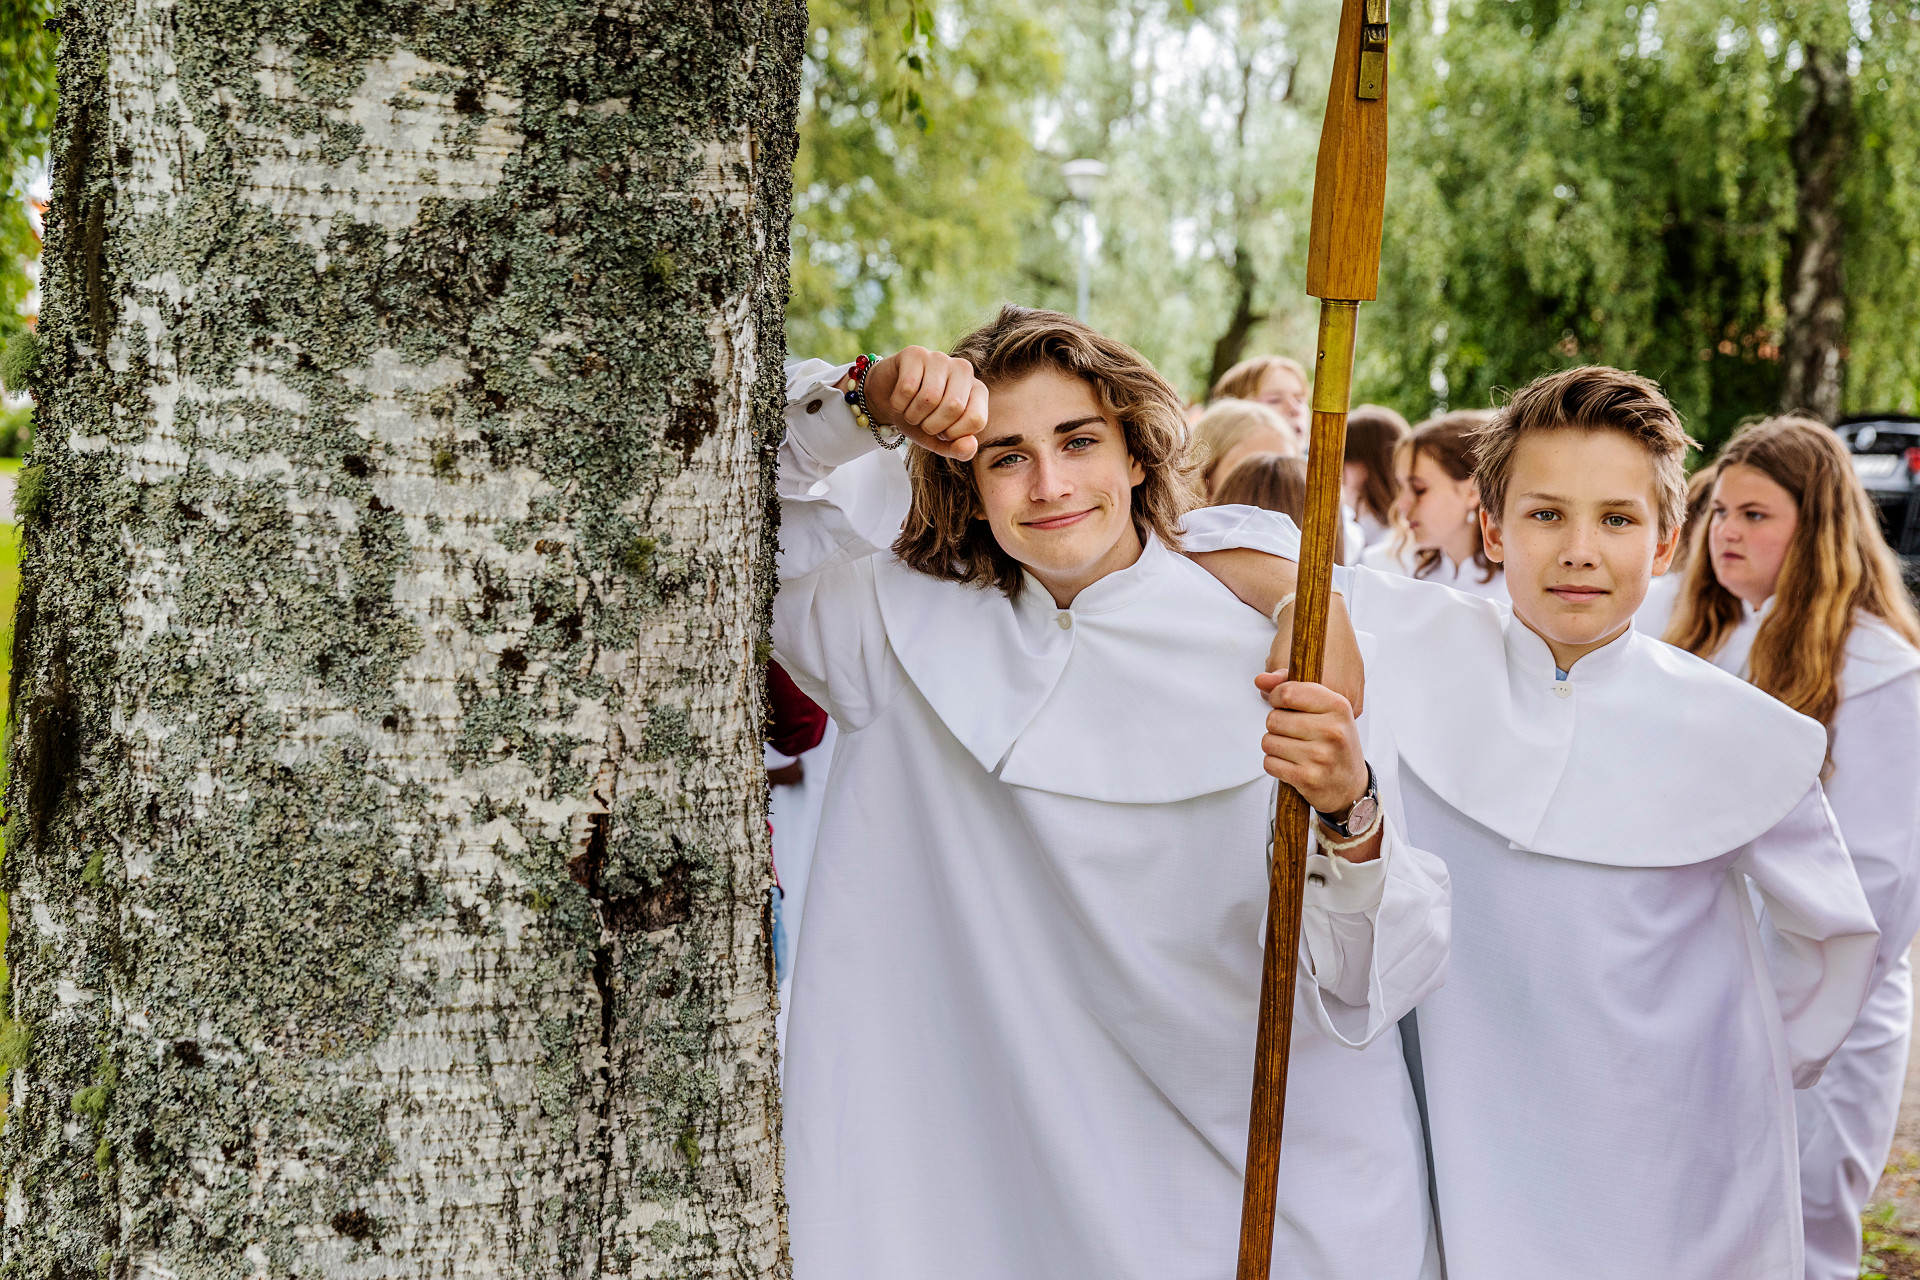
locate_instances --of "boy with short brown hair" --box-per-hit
[1187,364,1879,1279]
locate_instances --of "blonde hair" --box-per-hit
[893,305,1198,597]
[1471,365,1694,536]
[1665,416,1920,730]
[1210,354,1309,404]
[1189,399,1297,493]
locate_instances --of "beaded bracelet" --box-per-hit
[844,353,903,450]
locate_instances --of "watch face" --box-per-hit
[1348,794,1379,833]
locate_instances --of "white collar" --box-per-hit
[872,533,1275,802]
[1350,568,1826,867]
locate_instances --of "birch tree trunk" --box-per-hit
[3,1,801,1276]
[1780,41,1852,422]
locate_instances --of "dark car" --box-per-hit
[1836,415,1920,589]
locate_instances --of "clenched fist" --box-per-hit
[846,347,990,461]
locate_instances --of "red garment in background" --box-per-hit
[768,661,829,759]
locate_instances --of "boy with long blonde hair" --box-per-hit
[775,306,1451,1280]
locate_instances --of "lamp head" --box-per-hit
[1061,158,1108,202]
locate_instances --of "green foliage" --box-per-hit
[12,463,44,524]
[788,0,1060,357]
[0,328,39,392]
[68,1080,108,1121]
[1031,0,1338,396]
[0,1020,29,1085]
[0,0,57,347]
[620,535,657,575]
[0,403,28,458]
[1365,0,1920,451]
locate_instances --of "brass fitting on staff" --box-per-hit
[1358,0,1389,100]
[1310,301,1359,415]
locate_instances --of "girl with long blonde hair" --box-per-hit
[1666,415,1920,1280]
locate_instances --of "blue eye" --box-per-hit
[1065,435,1097,451]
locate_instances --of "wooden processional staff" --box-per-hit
[1235,0,1392,1276]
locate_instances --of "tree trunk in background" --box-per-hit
[1205,247,1264,397]
[6,0,800,1275]
[1780,42,1852,422]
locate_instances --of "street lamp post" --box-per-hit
[1062,159,1107,323]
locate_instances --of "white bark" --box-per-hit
[6,1,801,1276]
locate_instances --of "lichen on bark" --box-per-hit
[4,0,802,1276]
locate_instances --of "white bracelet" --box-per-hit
[1311,804,1384,853]
[1269,592,1296,626]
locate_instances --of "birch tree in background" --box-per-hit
[2,0,800,1275]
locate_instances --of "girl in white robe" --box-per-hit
[1182,367,1881,1280]
[1361,411,1509,605]
[774,343,1452,1280]
[1661,416,1920,1280]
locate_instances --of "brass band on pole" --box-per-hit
[1311,301,1360,415]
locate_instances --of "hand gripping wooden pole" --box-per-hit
[1235,1,1390,1275]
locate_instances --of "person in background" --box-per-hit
[1362,410,1507,604]
[1344,404,1411,551]
[1635,462,1717,637]
[767,660,836,1049]
[1188,398,1298,498]
[1664,416,1920,1280]
[1210,353,1311,448]
[1211,452,1345,565]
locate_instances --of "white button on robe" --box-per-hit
[771,362,1453,1280]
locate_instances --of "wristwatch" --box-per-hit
[1314,762,1379,839]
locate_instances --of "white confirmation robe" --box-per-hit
[1705,600,1920,1280]
[1184,505,1881,1280]
[772,362,1452,1280]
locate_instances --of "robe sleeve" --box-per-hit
[1823,670,1920,995]
[1178,503,1355,598]
[1292,704,1451,1049]
[770,360,913,730]
[1294,819,1452,1048]
[1736,781,1882,1089]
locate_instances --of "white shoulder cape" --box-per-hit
[873,533,1276,803]
[1843,613,1920,701]
[1181,503,1829,867]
